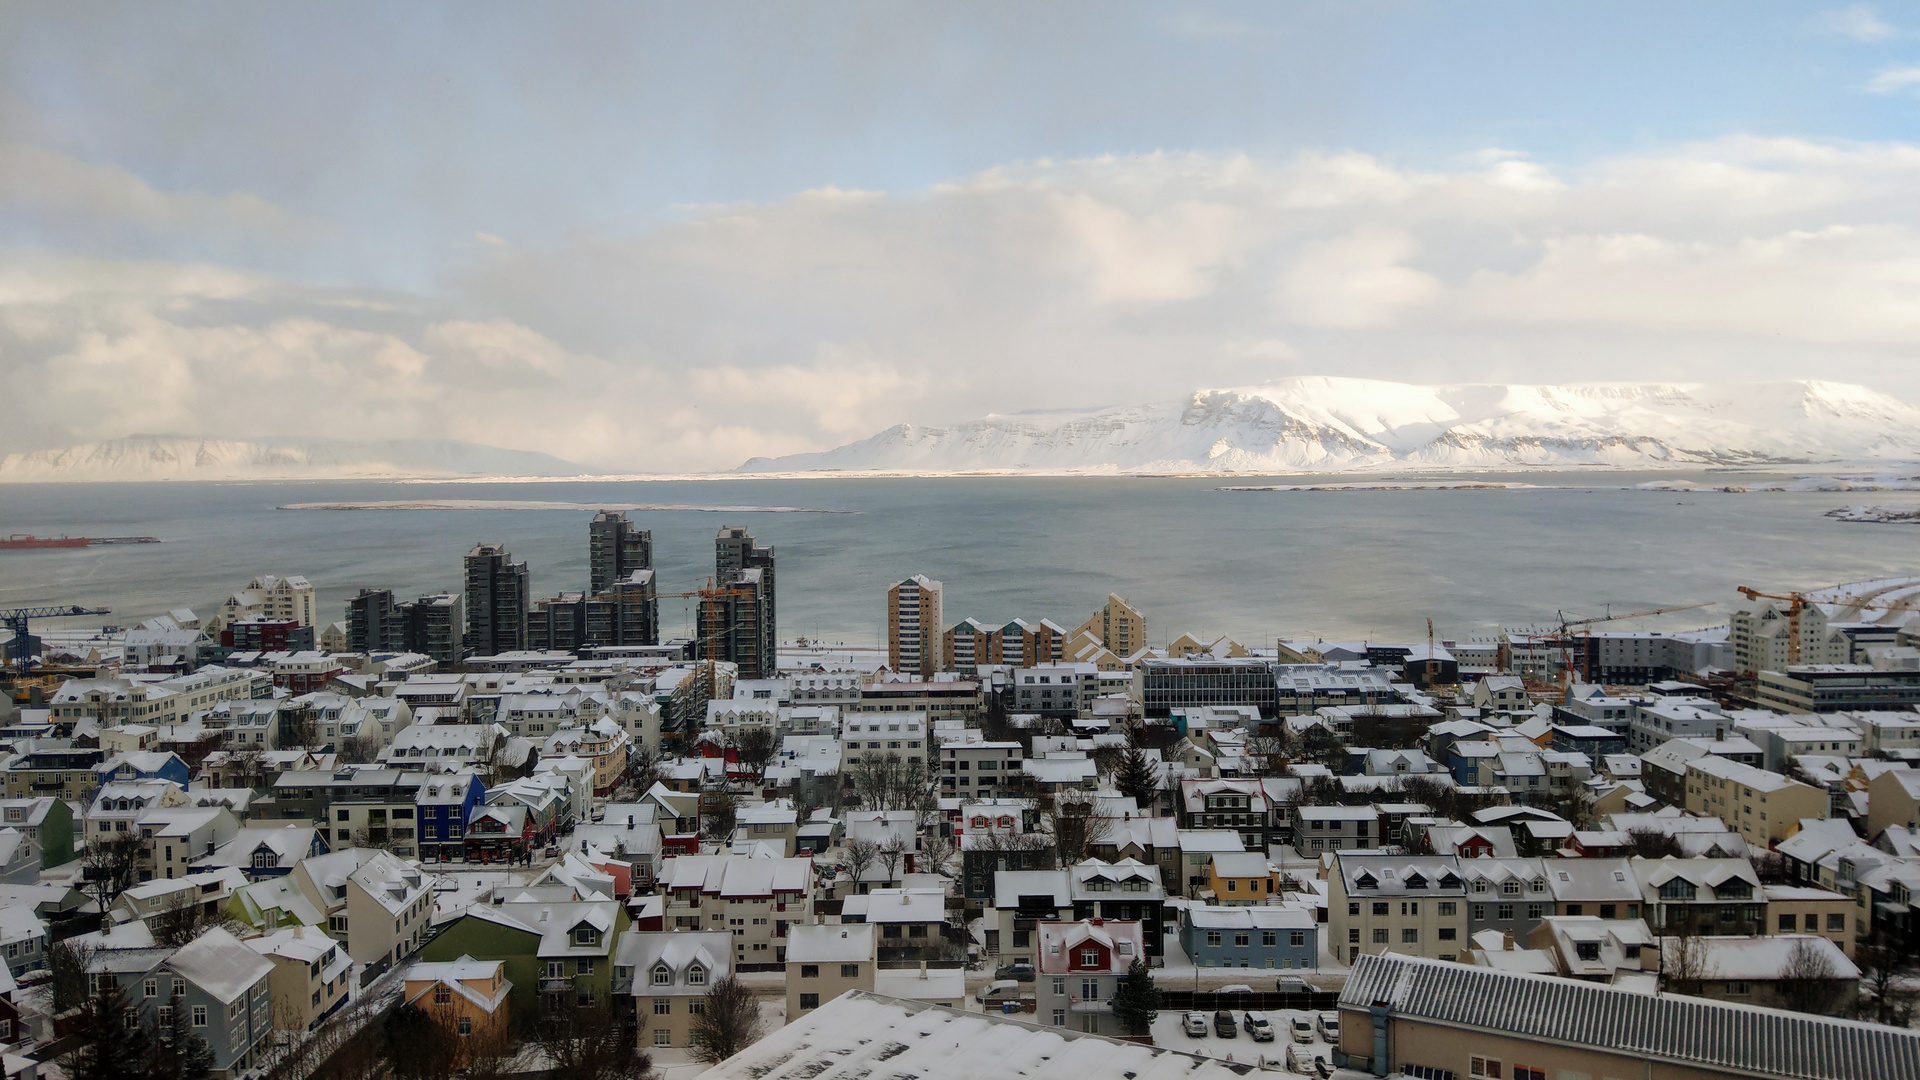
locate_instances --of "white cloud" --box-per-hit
[1869,65,1920,92]
[1812,5,1895,41]
[6,135,1920,470]
[1160,11,1270,40]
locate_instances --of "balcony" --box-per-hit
[538,975,577,992]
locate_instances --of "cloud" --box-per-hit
[1869,65,1920,92]
[0,141,318,244]
[1812,5,1895,41]
[6,135,1920,470]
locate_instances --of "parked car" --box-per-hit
[976,980,1025,1005]
[1181,1012,1209,1038]
[1213,1010,1237,1037]
[1286,1045,1321,1074]
[1289,1015,1315,1043]
[1217,983,1254,996]
[1242,1012,1275,1042]
[1315,1011,1340,1042]
[994,961,1035,982]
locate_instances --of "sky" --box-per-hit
[4,2,1920,471]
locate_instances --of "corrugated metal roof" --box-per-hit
[1340,953,1920,1080]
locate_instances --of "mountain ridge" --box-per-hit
[739,377,1920,474]
[0,436,583,482]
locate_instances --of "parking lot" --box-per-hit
[1149,1008,1339,1074]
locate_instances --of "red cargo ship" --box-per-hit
[0,534,90,549]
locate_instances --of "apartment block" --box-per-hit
[1683,755,1828,847]
[1329,853,1469,964]
[887,576,943,679]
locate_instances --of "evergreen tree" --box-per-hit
[1108,958,1163,1037]
[68,979,152,1080]
[152,993,216,1080]
[1113,746,1158,808]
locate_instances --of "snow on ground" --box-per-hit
[1152,1009,1337,1073]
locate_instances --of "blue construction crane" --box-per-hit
[2,605,111,675]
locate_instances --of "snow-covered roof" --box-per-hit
[168,926,273,1004]
[786,923,875,964]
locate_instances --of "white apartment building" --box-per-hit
[1731,603,1850,674]
[1011,663,1099,716]
[221,574,319,628]
[936,726,1024,798]
[788,673,862,707]
[841,712,928,766]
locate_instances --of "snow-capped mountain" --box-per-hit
[739,378,1920,474]
[0,436,582,482]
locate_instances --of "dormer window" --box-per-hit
[1079,949,1099,967]
[1658,879,1697,901]
[1501,881,1520,897]
[651,964,672,986]
[1354,873,1378,891]
[687,964,707,986]
[1404,873,1428,890]
[575,927,596,945]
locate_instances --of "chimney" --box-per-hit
[1502,930,1514,951]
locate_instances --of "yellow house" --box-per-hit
[404,957,512,1043]
[1764,884,1858,958]
[1682,756,1827,847]
[1207,852,1280,905]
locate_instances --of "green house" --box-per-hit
[421,896,629,1012]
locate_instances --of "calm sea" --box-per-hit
[0,474,1913,648]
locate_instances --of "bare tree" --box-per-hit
[689,976,763,1064]
[847,751,938,812]
[843,837,879,893]
[1854,940,1917,1026]
[703,787,740,837]
[1660,927,1711,998]
[1627,828,1684,860]
[336,729,381,765]
[81,832,148,913]
[1244,732,1292,778]
[917,821,957,877]
[877,836,908,883]
[47,938,97,1014]
[531,1000,650,1080]
[1776,937,1848,1016]
[151,889,245,947]
[1042,792,1112,868]
[224,747,269,791]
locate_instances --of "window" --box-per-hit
[577,959,595,976]
[1290,931,1305,947]
[1501,881,1520,897]
[654,998,672,1015]
[1052,1009,1066,1026]
[434,986,452,1005]
[841,964,860,978]
[1372,929,1388,944]
[1438,902,1456,916]
[1052,978,1066,995]
[1348,902,1360,916]
[1827,914,1846,932]
[1726,980,1751,996]
[1468,1058,1502,1079]
[652,966,672,986]
[1079,949,1099,967]
[1372,902,1389,916]
[1779,913,1797,932]
[1263,931,1278,947]
[144,978,157,998]
[801,964,819,978]
[654,1029,671,1046]
[1348,929,1359,943]
[689,999,706,1015]
[458,1016,472,1036]
[1513,1067,1545,1080]
[1497,904,1514,921]
[1401,928,1419,943]
[1438,927,1456,941]
[192,1005,207,1027]
[1206,931,1222,947]
[575,927,596,945]
[799,993,819,1010]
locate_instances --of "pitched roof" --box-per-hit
[168,927,274,1004]
[1343,952,1915,1080]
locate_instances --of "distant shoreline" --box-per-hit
[277,499,853,513]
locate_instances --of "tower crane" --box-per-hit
[2,605,112,676]
[1549,601,1716,694]
[1734,586,1920,670]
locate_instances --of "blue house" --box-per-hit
[95,750,191,789]
[416,771,487,863]
[1179,903,1318,970]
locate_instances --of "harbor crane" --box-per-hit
[2,605,111,676]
